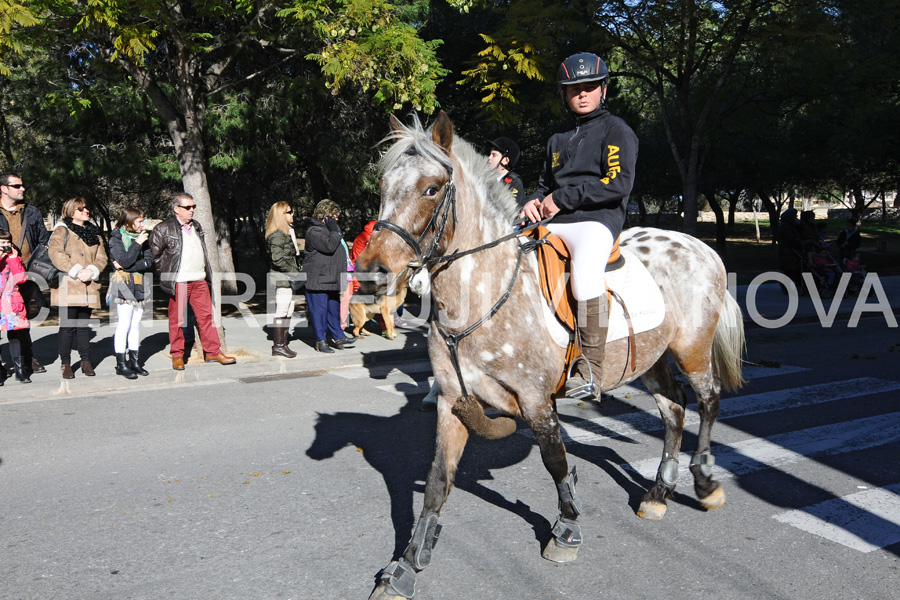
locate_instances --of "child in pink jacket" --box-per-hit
[0,228,33,383]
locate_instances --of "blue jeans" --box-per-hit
[305,290,345,342]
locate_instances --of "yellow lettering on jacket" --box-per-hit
[605,145,621,181]
[551,152,560,169]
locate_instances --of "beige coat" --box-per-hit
[49,225,108,308]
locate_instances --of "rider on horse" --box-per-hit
[487,137,526,207]
[520,52,639,399]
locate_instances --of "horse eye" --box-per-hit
[422,185,439,197]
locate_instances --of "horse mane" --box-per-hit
[379,113,519,222]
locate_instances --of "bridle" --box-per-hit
[373,163,550,400]
[373,167,457,271]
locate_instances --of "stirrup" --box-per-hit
[564,356,598,399]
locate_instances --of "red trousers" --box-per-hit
[168,280,221,358]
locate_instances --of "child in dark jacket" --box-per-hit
[108,208,153,379]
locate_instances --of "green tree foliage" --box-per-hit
[279,0,448,112]
[2,0,452,300]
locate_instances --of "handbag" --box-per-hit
[289,253,305,294]
[26,228,69,289]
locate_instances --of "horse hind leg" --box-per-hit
[680,364,726,511]
[370,407,469,599]
[636,355,688,521]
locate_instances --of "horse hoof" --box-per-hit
[368,582,406,600]
[699,486,726,510]
[542,539,580,563]
[637,500,667,520]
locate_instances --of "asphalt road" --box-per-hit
[2,317,899,600]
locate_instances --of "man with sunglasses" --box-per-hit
[149,192,235,370]
[0,173,50,374]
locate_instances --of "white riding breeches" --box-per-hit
[274,287,296,319]
[114,302,144,353]
[546,221,615,301]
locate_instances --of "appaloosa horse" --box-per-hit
[355,112,745,599]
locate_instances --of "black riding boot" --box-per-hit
[128,350,149,376]
[12,356,32,384]
[0,362,7,386]
[115,353,138,380]
[565,295,610,399]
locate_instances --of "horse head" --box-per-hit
[354,111,466,301]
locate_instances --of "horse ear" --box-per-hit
[389,114,404,134]
[431,110,453,156]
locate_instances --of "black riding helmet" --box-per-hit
[558,52,609,85]
[488,137,520,170]
[558,52,609,111]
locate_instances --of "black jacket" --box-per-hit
[148,216,213,296]
[0,203,50,258]
[502,171,526,208]
[527,107,639,237]
[303,219,347,292]
[109,228,153,302]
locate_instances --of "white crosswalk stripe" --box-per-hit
[529,377,900,445]
[624,412,900,481]
[773,483,900,553]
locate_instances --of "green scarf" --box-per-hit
[120,227,140,252]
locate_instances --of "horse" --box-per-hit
[354,111,745,599]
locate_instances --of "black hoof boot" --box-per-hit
[315,340,335,353]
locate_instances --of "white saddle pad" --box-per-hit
[542,249,666,347]
[605,249,666,342]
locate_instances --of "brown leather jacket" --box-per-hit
[148,216,213,296]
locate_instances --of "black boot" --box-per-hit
[115,353,138,380]
[565,295,610,399]
[12,357,32,384]
[0,362,7,386]
[315,340,335,354]
[271,319,297,358]
[128,350,149,376]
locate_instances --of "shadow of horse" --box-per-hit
[307,398,548,560]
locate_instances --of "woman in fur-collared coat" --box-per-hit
[49,198,108,379]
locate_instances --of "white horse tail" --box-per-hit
[712,291,746,391]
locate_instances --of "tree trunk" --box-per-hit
[0,96,14,167]
[727,190,740,233]
[704,189,727,259]
[756,190,779,245]
[682,167,700,236]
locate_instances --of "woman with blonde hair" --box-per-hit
[265,201,300,357]
[49,198,108,379]
[108,207,152,378]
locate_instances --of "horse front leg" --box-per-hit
[523,402,583,563]
[637,356,687,520]
[370,404,469,600]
